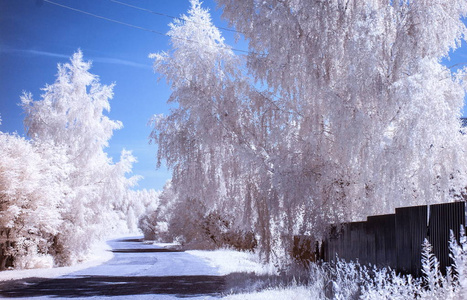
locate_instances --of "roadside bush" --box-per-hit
[138,210,160,241]
[223,230,257,252]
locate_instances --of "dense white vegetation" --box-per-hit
[0,51,158,269]
[0,133,65,269]
[222,231,467,299]
[148,0,467,262]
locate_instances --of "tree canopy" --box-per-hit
[0,51,157,269]
[150,0,467,262]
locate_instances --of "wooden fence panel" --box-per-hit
[367,214,396,269]
[304,202,465,277]
[395,205,428,277]
[428,201,466,274]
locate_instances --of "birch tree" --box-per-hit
[21,50,139,265]
[150,0,285,258]
[216,0,467,222]
[151,0,467,261]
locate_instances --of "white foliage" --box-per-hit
[216,0,467,221]
[16,50,144,267]
[21,50,122,163]
[13,253,54,270]
[137,182,171,241]
[222,285,321,300]
[420,239,445,298]
[0,132,66,269]
[129,188,162,235]
[188,248,277,276]
[221,235,467,299]
[360,267,419,300]
[331,259,362,300]
[449,227,467,300]
[150,0,467,261]
[360,237,466,300]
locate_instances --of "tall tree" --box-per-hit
[150,0,302,260]
[216,0,467,221]
[151,0,467,262]
[21,50,138,265]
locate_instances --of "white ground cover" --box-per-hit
[3,233,466,299]
[187,249,277,276]
[1,236,277,300]
[222,285,318,300]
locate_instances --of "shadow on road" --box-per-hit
[0,275,226,298]
[0,272,291,298]
[0,237,288,298]
[112,248,183,253]
[116,238,144,243]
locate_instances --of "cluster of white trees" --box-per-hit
[146,0,467,263]
[0,51,158,269]
[2,0,466,270]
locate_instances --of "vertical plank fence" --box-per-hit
[428,202,466,275]
[304,201,466,276]
[395,205,428,276]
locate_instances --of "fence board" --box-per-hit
[317,202,466,277]
[395,205,427,276]
[367,214,396,268]
[428,202,466,274]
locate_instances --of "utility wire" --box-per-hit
[43,0,166,36]
[43,0,250,54]
[109,0,176,19]
[108,0,241,34]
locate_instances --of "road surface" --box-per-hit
[0,237,226,299]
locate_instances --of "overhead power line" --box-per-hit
[43,0,166,36]
[42,0,250,54]
[108,0,241,34]
[109,0,177,19]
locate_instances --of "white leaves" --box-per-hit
[421,239,443,294]
[0,132,65,261]
[151,0,467,262]
[21,49,122,162]
[150,0,236,92]
[3,50,147,268]
[360,236,467,300]
[215,0,467,223]
[449,227,467,299]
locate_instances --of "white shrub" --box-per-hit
[449,227,467,300]
[15,254,54,270]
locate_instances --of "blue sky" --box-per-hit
[1,0,466,191]
[0,0,243,191]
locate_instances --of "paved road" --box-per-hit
[0,237,225,299]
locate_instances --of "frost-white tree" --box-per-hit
[0,132,68,269]
[216,0,467,220]
[21,50,139,265]
[150,0,285,257]
[151,0,467,261]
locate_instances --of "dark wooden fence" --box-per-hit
[301,202,466,276]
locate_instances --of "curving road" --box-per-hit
[0,237,225,299]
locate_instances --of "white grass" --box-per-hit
[152,241,181,248]
[222,285,319,300]
[187,249,277,276]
